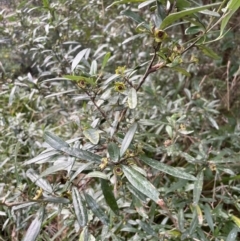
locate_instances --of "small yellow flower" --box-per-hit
[154,29,168,43]
[99,157,108,170]
[114,166,123,176]
[114,81,126,93]
[164,139,172,147]
[209,163,216,171]
[61,190,72,200]
[190,55,199,63]
[33,188,43,200]
[180,124,186,131]
[124,149,134,158]
[192,92,201,99]
[115,66,126,75]
[173,44,184,54]
[126,159,136,166]
[77,79,86,88]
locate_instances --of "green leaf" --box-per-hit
[121,9,150,30]
[85,171,109,179]
[22,206,44,241]
[83,128,100,145]
[23,150,58,165]
[84,193,109,225]
[165,125,173,138]
[72,48,91,72]
[220,0,240,36]
[154,0,166,27]
[44,131,69,151]
[40,161,72,178]
[101,179,119,215]
[122,165,160,203]
[171,66,191,77]
[26,169,53,193]
[226,227,239,241]
[160,3,221,29]
[128,88,137,109]
[79,226,89,241]
[132,195,148,219]
[207,116,219,129]
[127,184,148,202]
[138,0,155,9]
[176,0,190,10]
[137,220,157,237]
[199,46,221,60]
[120,122,138,157]
[188,210,198,235]
[72,187,88,227]
[61,147,101,163]
[193,170,204,204]
[107,0,146,9]
[108,142,120,162]
[70,162,93,182]
[204,204,214,232]
[122,33,145,45]
[227,0,240,10]
[42,196,70,204]
[199,9,220,17]
[231,214,240,228]
[90,60,97,75]
[140,156,196,181]
[101,52,111,70]
[42,0,49,8]
[63,75,96,86]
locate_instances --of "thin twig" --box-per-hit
[136,48,165,91]
[84,89,112,127]
[226,61,231,111]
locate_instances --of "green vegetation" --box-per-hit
[1,0,240,240]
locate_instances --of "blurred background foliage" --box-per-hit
[0,0,240,240]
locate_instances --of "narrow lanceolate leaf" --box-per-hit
[61,147,101,163]
[220,0,240,37]
[71,48,90,71]
[121,9,150,30]
[79,226,89,241]
[101,52,111,70]
[40,161,72,178]
[72,187,88,227]
[42,196,70,204]
[204,204,214,232]
[137,220,157,237]
[23,150,58,165]
[90,60,97,75]
[226,227,238,241]
[230,214,240,228]
[85,171,109,180]
[83,128,100,145]
[101,179,119,215]
[84,193,109,225]
[160,3,221,29]
[26,169,53,193]
[108,142,120,162]
[22,206,44,241]
[140,156,196,181]
[120,123,138,157]
[70,162,93,182]
[193,170,204,204]
[122,165,159,203]
[128,88,137,109]
[44,131,69,151]
[195,204,203,225]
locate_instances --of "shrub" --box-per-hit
[1,0,240,240]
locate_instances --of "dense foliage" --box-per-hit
[1,0,240,240]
